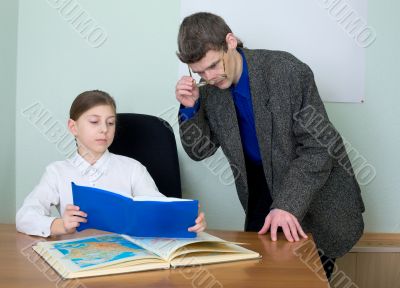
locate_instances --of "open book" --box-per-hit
[33,232,261,279]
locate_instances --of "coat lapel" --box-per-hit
[242,49,273,192]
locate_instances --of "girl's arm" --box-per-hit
[130,163,165,197]
[16,165,87,237]
[16,165,60,237]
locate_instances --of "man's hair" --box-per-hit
[177,12,243,64]
[70,90,116,120]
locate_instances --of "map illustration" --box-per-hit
[52,235,155,268]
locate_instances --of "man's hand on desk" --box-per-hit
[258,208,308,242]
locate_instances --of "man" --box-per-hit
[175,12,364,279]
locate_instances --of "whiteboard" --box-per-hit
[180,0,371,103]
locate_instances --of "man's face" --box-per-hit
[188,49,232,90]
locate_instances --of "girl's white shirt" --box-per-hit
[16,150,164,237]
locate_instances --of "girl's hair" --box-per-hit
[69,90,116,120]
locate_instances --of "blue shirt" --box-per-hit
[179,50,262,163]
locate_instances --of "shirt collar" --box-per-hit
[230,49,250,97]
[69,150,111,178]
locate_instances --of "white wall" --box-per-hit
[0,0,18,223]
[180,0,371,103]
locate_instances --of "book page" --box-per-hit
[34,234,165,274]
[170,242,241,259]
[123,232,232,260]
[170,248,261,267]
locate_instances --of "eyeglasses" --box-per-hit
[188,52,227,87]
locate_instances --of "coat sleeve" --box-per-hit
[179,94,220,161]
[270,63,339,221]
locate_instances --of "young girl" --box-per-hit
[16,90,206,237]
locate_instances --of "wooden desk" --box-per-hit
[0,224,328,288]
[334,233,400,288]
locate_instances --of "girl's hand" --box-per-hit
[188,212,206,233]
[62,204,87,233]
[50,204,87,236]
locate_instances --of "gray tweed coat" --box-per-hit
[179,48,365,258]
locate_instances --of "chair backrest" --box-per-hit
[109,113,182,198]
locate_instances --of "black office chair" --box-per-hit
[109,113,182,198]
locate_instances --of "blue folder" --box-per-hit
[72,183,198,238]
